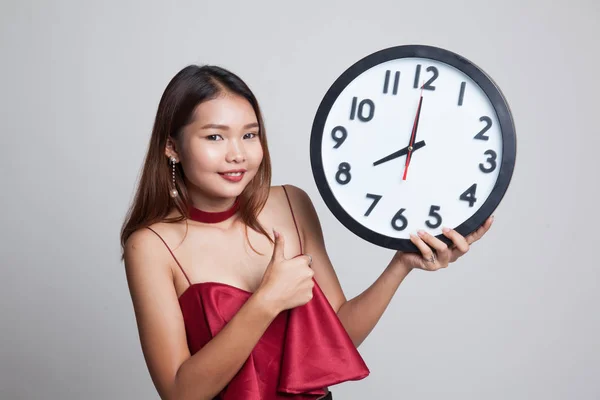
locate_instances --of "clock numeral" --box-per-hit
[425,205,443,229]
[458,81,466,106]
[364,193,382,217]
[460,184,478,207]
[350,97,375,122]
[331,126,347,149]
[383,70,400,95]
[391,208,408,231]
[335,162,352,185]
[414,64,438,91]
[474,116,492,140]
[413,65,421,88]
[479,150,497,173]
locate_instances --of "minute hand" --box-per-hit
[373,140,426,166]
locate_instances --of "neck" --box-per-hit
[186,187,239,213]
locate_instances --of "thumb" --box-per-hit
[271,229,286,261]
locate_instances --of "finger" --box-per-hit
[272,229,286,261]
[417,230,449,253]
[466,216,494,245]
[304,254,313,267]
[441,227,469,253]
[409,233,435,264]
[292,254,313,268]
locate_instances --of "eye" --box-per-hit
[207,134,223,141]
[243,132,259,139]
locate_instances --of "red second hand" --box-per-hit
[403,84,425,180]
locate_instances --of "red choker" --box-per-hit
[188,198,241,223]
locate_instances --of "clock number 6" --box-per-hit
[425,205,442,229]
[391,208,408,231]
[335,162,352,185]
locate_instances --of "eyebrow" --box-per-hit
[199,123,259,130]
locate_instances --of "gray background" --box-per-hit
[1,0,598,399]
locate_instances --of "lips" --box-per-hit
[218,169,246,182]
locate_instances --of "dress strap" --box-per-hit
[281,185,303,254]
[146,227,192,286]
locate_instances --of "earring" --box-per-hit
[170,157,179,198]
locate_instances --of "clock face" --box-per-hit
[310,45,516,251]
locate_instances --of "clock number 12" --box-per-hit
[414,64,439,91]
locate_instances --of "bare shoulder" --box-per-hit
[278,184,322,234]
[264,185,327,260]
[280,184,312,204]
[123,227,174,289]
[262,185,317,227]
[124,227,165,264]
[259,185,291,217]
[265,184,313,211]
[264,184,287,208]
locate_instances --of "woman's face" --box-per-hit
[173,92,264,202]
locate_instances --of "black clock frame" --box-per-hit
[310,44,517,252]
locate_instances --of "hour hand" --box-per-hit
[373,140,426,166]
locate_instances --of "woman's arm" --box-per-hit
[124,229,278,400]
[334,258,411,347]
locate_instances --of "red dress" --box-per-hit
[148,187,369,399]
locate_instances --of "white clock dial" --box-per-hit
[311,45,516,251]
[321,58,502,239]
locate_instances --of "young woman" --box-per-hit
[120,65,493,400]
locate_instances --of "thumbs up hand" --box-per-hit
[256,229,315,315]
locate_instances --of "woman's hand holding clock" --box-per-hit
[391,215,494,272]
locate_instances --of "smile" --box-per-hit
[219,170,246,182]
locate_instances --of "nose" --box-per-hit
[226,138,246,163]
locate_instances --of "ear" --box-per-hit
[165,137,180,162]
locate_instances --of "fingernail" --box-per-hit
[418,230,426,236]
[442,227,450,233]
[491,215,495,221]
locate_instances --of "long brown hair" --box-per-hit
[120,65,273,258]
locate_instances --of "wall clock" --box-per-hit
[310,45,516,251]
